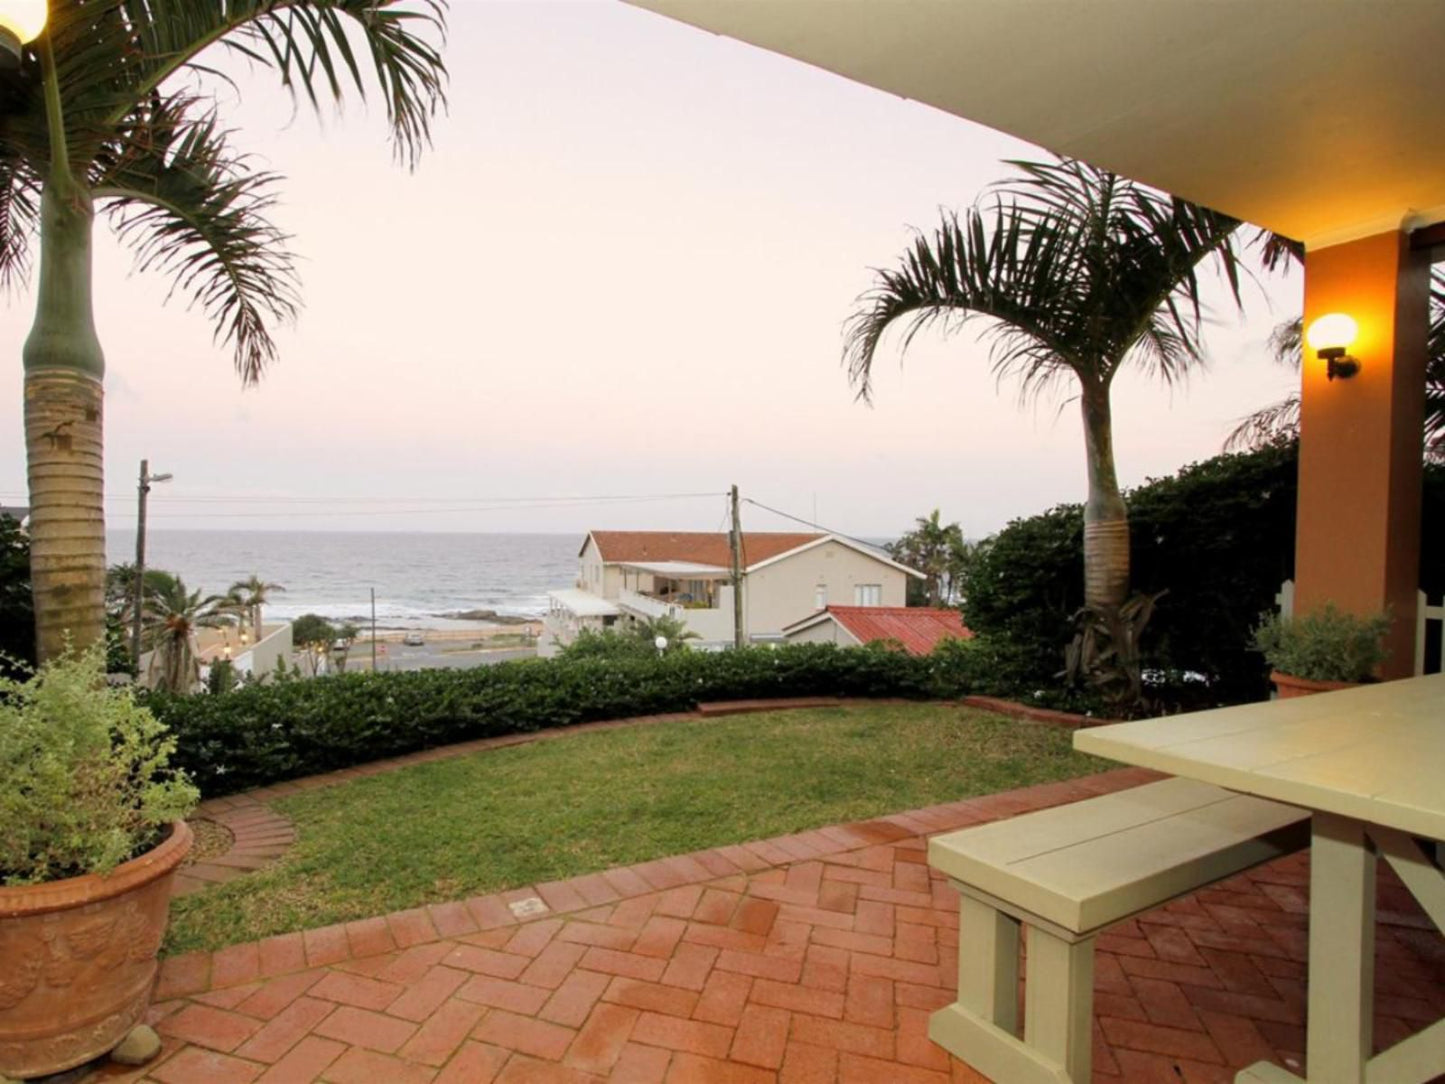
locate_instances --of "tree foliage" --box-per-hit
[0,515,34,674]
[888,510,974,607]
[965,444,1301,703]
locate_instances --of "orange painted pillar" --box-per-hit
[1295,232,1430,678]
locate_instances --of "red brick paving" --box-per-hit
[107,767,1445,1083]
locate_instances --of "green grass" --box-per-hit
[165,704,1109,954]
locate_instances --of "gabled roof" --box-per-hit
[783,606,973,656]
[582,530,925,579]
[583,531,821,568]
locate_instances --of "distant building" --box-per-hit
[541,530,923,656]
[782,605,972,656]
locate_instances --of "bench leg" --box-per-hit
[1024,928,1094,1083]
[957,894,1020,1034]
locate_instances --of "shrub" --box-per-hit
[963,443,1445,705]
[0,645,199,885]
[1251,605,1390,683]
[146,643,964,797]
[962,443,1301,703]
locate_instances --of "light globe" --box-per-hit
[0,0,47,61]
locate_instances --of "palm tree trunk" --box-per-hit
[1080,384,1129,610]
[23,185,107,662]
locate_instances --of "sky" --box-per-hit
[1,0,1303,540]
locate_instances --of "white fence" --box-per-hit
[1276,581,1444,676]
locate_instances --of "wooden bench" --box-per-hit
[927,777,1310,1084]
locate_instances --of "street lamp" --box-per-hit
[131,459,172,671]
[0,0,45,66]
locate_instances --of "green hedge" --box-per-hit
[964,443,1445,706]
[146,642,984,797]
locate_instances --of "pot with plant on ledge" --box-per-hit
[1251,603,1391,699]
[0,645,198,1081]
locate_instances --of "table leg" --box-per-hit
[1306,812,1376,1083]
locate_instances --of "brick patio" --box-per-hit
[89,768,1444,1084]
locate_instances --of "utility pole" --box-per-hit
[729,484,744,650]
[131,459,172,671]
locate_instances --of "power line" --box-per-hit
[121,494,728,520]
[741,497,892,555]
[0,490,725,506]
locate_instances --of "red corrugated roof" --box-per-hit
[586,531,822,568]
[819,606,973,656]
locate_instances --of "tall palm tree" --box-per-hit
[227,573,284,642]
[141,572,231,693]
[2,1,446,662]
[845,159,1246,615]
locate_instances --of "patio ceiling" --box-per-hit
[625,0,1445,249]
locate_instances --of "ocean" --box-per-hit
[104,530,580,629]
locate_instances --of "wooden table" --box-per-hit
[1074,674,1445,1084]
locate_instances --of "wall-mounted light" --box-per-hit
[1306,313,1361,381]
[0,0,47,65]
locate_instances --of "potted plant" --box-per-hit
[0,645,198,1080]
[1251,603,1391,698]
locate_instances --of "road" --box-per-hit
[340,642,536,673]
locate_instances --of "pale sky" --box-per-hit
[1,0,1302,539]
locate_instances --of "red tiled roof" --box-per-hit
[817,605,973,655]
[586,531,822,568]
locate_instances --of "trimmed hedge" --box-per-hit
[146,642,984,797]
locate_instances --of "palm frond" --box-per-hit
[1268,317,1302,369]
[1224,395,1301,453]
[0,156,40,292]
[1255,231,1304,275]
[95,94,299,385]
[844,157,1244,404]
[116,0,447,169]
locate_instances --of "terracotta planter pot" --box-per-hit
[0,821,192,1079]
[1270,670,1360,699]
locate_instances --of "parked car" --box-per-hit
[402,631,425,646]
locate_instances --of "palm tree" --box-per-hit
[141,572,231,693]
[227,574,284,642]
[888,509,964,607]
[2,1,447,663]
[845,159,1246,616]
[1226,268,1445,461]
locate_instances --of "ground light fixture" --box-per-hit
[1306,312,1361,381]
[0,0,45,65]
[655,635,668,656]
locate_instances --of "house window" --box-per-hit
[815,585,827,610]
[854,584,882,606]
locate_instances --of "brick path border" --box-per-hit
[172,803,296,897]
[169,695,1089,900]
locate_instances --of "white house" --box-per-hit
[541,530,923,656]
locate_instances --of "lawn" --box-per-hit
[165,703,1109,954]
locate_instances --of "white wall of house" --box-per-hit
[579,537,625,598]
[784,617,861,648]
[237,623,293,681]
[743,541,907,636]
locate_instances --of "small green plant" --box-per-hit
[1251,604,1390,683]
[0,645,199,886]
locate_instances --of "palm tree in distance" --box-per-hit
[2,1,447,663]
[227,574,285,642]
[845,159,1247,621]
[888,509,965,607]
[142,572,232,694]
